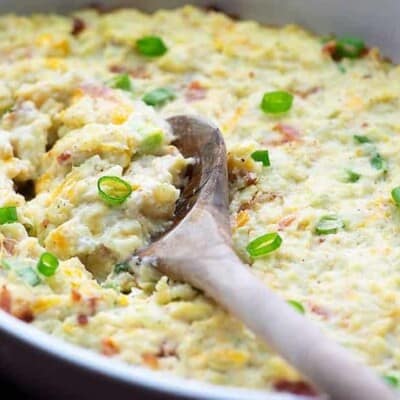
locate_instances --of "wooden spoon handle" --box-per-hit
[192,248,395,400]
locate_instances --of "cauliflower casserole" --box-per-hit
[0,5,399,396]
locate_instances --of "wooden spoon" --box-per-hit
[138,116,397,400]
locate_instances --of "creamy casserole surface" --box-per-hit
[0,5,399,395]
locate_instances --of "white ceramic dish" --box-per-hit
[0,1,398,399]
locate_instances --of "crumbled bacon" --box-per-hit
[88,297,99,316]
[15,305,34,323]
[42,219,50,229]
[273,380,318,396]
[272,123,301,144]
[185,81,207,102]
[79,84,115,100]
[278,215,296,231]
[238,191,282,212]
[57,150,72,165]
[156,341,177,358]
[0,285,11,313]
[309,303,330,320]
[3,238,16,255]
[322,40,338,59]
[77,314,88,325]
[294,86,321,99]
[142,353,159,369]
[71,17,86,36]
[101,337,120,356]
[109,65,150,79]
[71,289,82,303]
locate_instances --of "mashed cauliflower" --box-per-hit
[0,5,399,396]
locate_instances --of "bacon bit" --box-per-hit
[238,191,281,212]
[309,304,330,320]
[278,215,296,231]
[57,150,72,165]
[3,238,16,255]
[156,341,177,358]
[361,122,369,128]
[79,84,115,100]
[318,238,326,244]
[248,71,255,78]
[272,124,301,145]
[101,337,120,356]
[294,86,321,99]
[273,380,318,396]
[71,17,86,36]
[0,285,11,313]
[71,289,82,303]
[88,297,99,316]
[77,314,88,325]
[42,219,50,229]
[235,210,249,228]
[141,353,159,369]
[109,65,150,79]
[322,40,338,59]
[185,81,207,102]
[14,305,34,323]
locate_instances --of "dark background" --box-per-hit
[0,376,37,399]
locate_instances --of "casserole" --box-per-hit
[0,1,399,399]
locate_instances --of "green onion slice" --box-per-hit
[0,206,17,225]
[287,300,305,314]
[391,187,400,207]
[18,267,41,286]
[136,36,168,57]
[315,215,344,235]
[246,232,282,258]
[143,88,175,107]
[383,375,399,388]
[140,131,164,154]
[110,73,132,91]
[97,176,132,206]
[261,91,293,114]
[370,153,387,172]
[353,135,371,144]
[114,262,130,274]
[345,169,360,183]
[251,150,270,167]
[37,252,59,277]
[334,37,365,59]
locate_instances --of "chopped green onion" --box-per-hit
[334,37,365,59]
[18,267,40,286]
[0,206,17,225]
[37,252,59,277]
[114,262,130,274]
[287,300,305,314]
[136,36,167,57]
[391,187,400,206]
[383,375,399,388]
[261,91,293,114]
[110,74,132,91]
[315,215,344,235]
[370,153,387,172]
[353,135,371,144]
[246,232,282,258]
[139,131,164,154]
[251,150,270,167]
[143,88,175,107]
[97,176,132,206]
[345,169,360,183]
